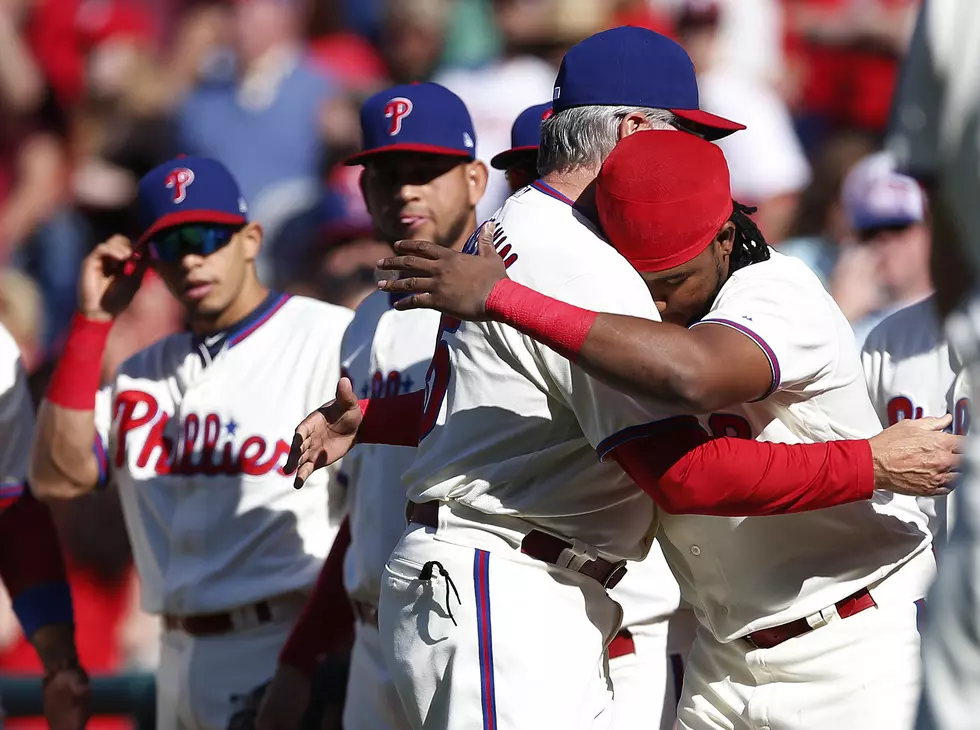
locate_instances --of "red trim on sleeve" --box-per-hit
[609,424,874,516]
[279,517,353,677]
[0,492,68,598]
[356,390,425,447]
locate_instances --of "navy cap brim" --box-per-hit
[137,209,247,247]
[344,143,474,166]
[490,145,538,171]
[671,108,746,141]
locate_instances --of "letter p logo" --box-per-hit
[384,97,414,136]
[165,168,195,204]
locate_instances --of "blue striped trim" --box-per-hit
[93,434,109,490]
[669,652,685,706]
[228,293,291,348]
[0,481,24,512]
[473,550,498,730]
[692,318,781,400]
[530,180,601,229]
[596,415,704,462]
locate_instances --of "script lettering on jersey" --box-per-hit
[113,390,291,477]
[886,395,971,435]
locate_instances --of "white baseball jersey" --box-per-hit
[93,293,353,616]
[339,291,442,604]
[657,250,933,642]
[861,295,965,541]
[0,324,31,512]
[402,182,687,561]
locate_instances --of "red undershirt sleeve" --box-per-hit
[279,517,353,677]
[356,390,425,447]
[605,417,874,516]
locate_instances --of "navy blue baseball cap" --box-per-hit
[553,26,744,141]
[136,156,248,246]
[345,82,477,166]
[491,102,553,170]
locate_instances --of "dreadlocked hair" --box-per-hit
[728,201,770,273]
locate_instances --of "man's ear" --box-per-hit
[715,221,736,257]
[358,168,377,217]
[466,160,489,206]
[617,111,652,141]
[240,222,264,262]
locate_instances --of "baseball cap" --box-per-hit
[596,130,733,272]
[553,26,744,141]
[491,102,553,171]
[841,151,926,232]
[345,82,477,166]
[136,156,249,247]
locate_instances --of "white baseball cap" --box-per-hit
[842,151,926,232]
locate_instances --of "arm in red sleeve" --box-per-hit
[0,491,74,637]
[279,517,353,677]
[606,417,874,516]
[356,390,425,447]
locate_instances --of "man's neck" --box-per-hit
[541,167,600,216]
[190,278,270,336]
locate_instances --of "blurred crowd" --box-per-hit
[0,0,927,725]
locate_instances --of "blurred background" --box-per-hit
[0,0,926,726]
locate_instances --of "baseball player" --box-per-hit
[257,82,489,730]
[288,28,956,730]
[492,100,697,730]
[28,156,353,730]
[375,129,958,728]
[0,322,90,730]
[885,4,980,726]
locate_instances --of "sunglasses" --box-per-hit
[149,224,243,264]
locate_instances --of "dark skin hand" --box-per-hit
[32,623,91,730]
[376,223,772,413]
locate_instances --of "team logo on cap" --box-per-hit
[165,167,195,204]
[384,97,414,136]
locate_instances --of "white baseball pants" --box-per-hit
[611,608,698,730]
[676,548,935,730]
[343,620,413,730]
[378,508,623,730]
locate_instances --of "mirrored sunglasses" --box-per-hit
[149,224,242,264]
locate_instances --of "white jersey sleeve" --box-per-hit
[694,251,840,396]
[0,325,32,506]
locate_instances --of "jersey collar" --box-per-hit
[530,180,602,231]
[193,290,292,361]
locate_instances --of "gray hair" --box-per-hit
[537,106,678,176]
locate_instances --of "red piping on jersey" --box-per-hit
[692,318,781,401]
[607,422,874,516]
[227,293,292,348]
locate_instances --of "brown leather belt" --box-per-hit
[608,628,635,659]
[163,600,273,637]
[351,599,379,628]
[407,501,627,589]
[743,587,877,650]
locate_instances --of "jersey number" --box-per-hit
[419,315,460,440]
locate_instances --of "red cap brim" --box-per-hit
[490,145,538,171]
[137,210,247,247]
[344,143,474,166]
[669,108,746,141]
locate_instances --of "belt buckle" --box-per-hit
[603,560,628,589]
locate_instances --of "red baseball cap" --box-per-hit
[596,130,733,272]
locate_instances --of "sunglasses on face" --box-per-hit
[149,224,242,264]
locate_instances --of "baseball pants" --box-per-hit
[611,608,698,730]
[676,547,935,730]
[378,503,623,730]
[343,619,413,730]
[155,594,306,730]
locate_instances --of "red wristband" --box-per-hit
[485,279,597,361]
[46,314,112,410]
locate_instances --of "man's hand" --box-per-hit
[78,235,149,321]
[869,415,962,497]
[284,378,362,489]
[42,664,91,730]
[376,222,506,321]
[255,664,312,730]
